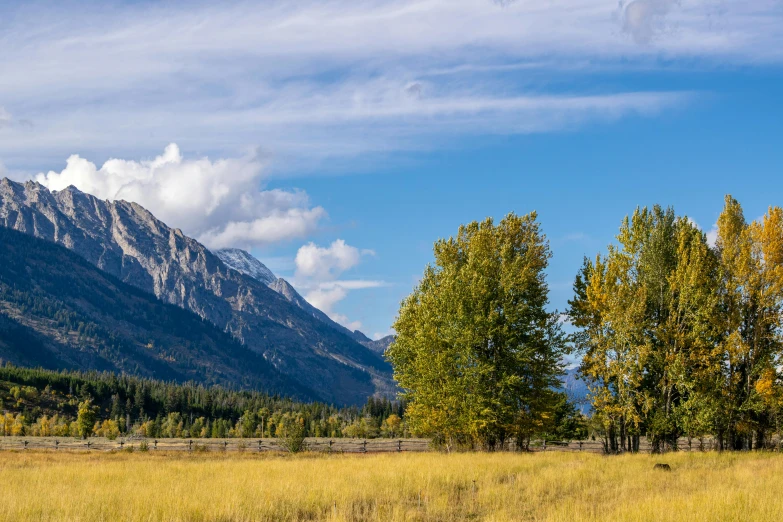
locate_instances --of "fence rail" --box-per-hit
[1,436,776,453]
[0,436,431,453]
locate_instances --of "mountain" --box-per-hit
[562,367,590,413]
[215,248,376,346]
[214,248,277,286]
[363,335,395,355]
[0,227,313,399]
[0,178,393,404]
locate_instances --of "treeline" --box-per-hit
[0,365,405,439]
[569,196,783,452]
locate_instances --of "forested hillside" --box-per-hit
[0,227,313,400]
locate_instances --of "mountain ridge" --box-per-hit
[0,226,314,399]
[215,248,381,348]
[0,178,394,404]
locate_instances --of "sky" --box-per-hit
[1,0,782,338]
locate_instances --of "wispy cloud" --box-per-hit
[1,0,778,170]
[619,0,680,45]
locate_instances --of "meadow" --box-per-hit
[1,450,782,521]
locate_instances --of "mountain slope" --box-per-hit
[0,226,314,399]
[216,248,376,346]
[364,335,395,355]
[562,367,590,413]
[0,178,392,404]
[214,248,277,285]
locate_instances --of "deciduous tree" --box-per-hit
[388,212,567,450]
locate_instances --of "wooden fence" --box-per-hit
[0,436,430,453]
[1,436,773,453]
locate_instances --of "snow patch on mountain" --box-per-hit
[215,248,277,286]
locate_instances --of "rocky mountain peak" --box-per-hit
[0,177,393,404]
[215,248,277,286]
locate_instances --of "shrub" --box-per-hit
[278,418,308,454]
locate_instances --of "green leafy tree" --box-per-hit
[569,206,720,452]
[713,197,783,449]
[76,398,97,439]
[277,415,307,453]
[569,199,783,453]
[387,212,568,450]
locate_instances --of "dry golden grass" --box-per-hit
[0,450,782,521]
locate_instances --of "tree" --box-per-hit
[713,196,783,449]
[277,416,307,453]
[383,414,402,438]
[569,206,719,452]
[387,212,568,450]
[76,398,97,439]
[569,198,783,453]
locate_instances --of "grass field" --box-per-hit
[1,450,782,521]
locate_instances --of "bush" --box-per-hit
[278,418,307,454]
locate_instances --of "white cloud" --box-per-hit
[291,239,382,331]
[689,217,718,248]
[34,144,326,248]
[706,225,719,248]
[302,280,387,331]
[619,0,680,45]
[295,239,374,281]
[305,286,349,314]
[316,280,386,290]
[0,107,11,128]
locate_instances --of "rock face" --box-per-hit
[217,248,380,348]
[0,178,393,405]
[0,227,312,399]
[268,278,373,345]
[363,335,395,355]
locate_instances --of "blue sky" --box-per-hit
[1,0,782,338]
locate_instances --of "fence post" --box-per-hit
[223,440,228,451]
[542,440,546,452]
[398,439,402,452]
[258,440,262,452]
[23,440,27,450]
[329,439,333,452]
[363,439,367,453]
[153,439,158,450]
[189,440,193,452]
[55,440,59,451]
[579,441,583,452]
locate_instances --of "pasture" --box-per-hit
[0,450,782,521]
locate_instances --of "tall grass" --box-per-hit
[0,450,781,521]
